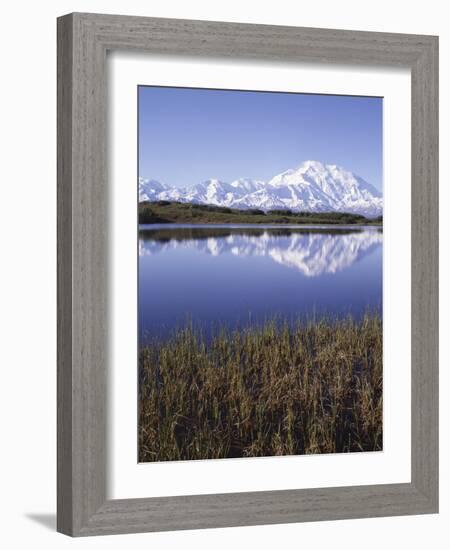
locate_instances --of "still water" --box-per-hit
[139,225,382,343]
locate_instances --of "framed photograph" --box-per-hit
[57,13,438,536]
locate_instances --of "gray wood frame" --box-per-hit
[57,12,439,536]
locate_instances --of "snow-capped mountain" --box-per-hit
[139,161,382,217]
[138,177,171,202]
[140,228,383,277]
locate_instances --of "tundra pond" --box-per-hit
[138,224,383,462]
[138,224,382,342]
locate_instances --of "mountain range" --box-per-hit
[139,160,383,217]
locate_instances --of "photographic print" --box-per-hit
[138,86,383,462]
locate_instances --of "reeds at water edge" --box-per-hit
[139,314,382,462]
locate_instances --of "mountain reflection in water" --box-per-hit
[138,225,382,341]
[139,226,382,278]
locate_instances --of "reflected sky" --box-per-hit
[139,225,382,342]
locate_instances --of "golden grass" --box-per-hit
[139,315,382,462]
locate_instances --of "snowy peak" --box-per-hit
[269,160,325,186]
[138,178,170,202]
[139,161,382,217]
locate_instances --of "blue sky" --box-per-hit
[138,86,383,191]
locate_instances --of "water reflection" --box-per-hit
[139,226,382,278]
[138,225,382,341]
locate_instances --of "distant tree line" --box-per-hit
[138,200,381,226]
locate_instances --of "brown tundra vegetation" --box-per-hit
[139,314,382,462]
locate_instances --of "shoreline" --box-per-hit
[139,200,383,226]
